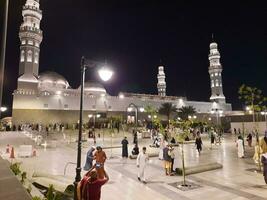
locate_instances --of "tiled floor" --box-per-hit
[0,131,267,200]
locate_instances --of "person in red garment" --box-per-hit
[83,168,109,200]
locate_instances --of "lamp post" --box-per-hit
[0,0,9,119]
[210,108,223,126]
[127,104,139,130]
[74,57,113,200]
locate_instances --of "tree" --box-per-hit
[144,105,157,116]
[177,106,196,120]
[238,84,264,141]
[144,105,158,129]
[158,103,177,127]
[238,84,265,171]
[175,120,191,187]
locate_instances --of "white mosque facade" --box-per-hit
[12,0,232,125]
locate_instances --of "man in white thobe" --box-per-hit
[237,136,244,158]
[137,146,149,183]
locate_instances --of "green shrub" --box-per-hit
[21,171,27,183]
[32,196,43,200]
[10,162,21,175]
[46,184,63,200]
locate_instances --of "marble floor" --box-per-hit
[0,131,266,200]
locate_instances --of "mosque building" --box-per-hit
[12,0,232,125]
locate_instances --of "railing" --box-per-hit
[64,162,76,176]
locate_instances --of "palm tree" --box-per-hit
[144,105,157,117]
[158,103,177,127]
[177,106,196,120]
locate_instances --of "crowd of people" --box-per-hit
[233,128,267,184]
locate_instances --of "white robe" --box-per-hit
[237,139,244,158]
[137,152,149,181]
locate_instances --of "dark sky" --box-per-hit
[1,0,267,116]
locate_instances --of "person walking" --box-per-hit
[83,146,96,171]
[259,131,267,154]
[236,136,244,158]
[133,130,138,144]
[158,138,164,160]
[121,137,129,158]
[195,134,203,154]
[163,145,172,175]
[169,145,176,173]
[247,132,252,147]
[261,153,267,184]
[136,147,149,183]
[210,129,215,148]
[94,146,107,179]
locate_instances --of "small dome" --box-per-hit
[79,81,106,94]
[38,71,70,89]
[210,42,218,49]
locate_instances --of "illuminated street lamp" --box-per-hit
[119,93,124,99]
[210,108,223,125]
[0,107,7,112]
[74,57,113,200]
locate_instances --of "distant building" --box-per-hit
[157,66,166,96]
[208,42,226,104]
[12,0,232,125]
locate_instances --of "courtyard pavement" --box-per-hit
[0,130,267,200]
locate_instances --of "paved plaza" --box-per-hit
[0,131,267,200]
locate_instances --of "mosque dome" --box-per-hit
[38,71,70,89]
[79,81,107,95]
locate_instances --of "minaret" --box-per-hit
[157,65,166,96]
[19,0,43,77]
[208,42,226,103]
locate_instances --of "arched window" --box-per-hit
[211,80,214,87]
[20,50,25,62]
[215,79,219,87]
[27,50,32,62]
[34,52,38,64]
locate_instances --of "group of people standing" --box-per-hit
[80,146,108,200]
[234,128,267,184]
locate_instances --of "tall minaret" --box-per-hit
[208,42,225,103]
[157,65,166,96]
[19,0,43,77]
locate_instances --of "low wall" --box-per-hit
[231,122,267,134]
[12,109,125,125]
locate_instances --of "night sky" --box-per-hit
[1,0,267,116]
